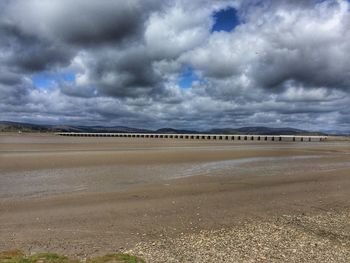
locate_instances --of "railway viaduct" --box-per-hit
[56,133,327,142]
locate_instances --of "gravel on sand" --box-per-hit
[129,209,350,263]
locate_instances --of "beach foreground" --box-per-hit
[0,134,349,262]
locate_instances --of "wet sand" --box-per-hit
[0,134,349,260]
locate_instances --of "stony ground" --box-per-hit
[129,209,350,263]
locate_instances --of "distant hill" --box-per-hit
[207,126,324,135]
[63,125,151,133]
[0,121,325,135]
[156,128,198,134]
[0,121,150,133]
[0,121,55,133]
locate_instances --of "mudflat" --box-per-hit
[0,134,349,262]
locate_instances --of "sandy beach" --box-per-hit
[0,134,349,262]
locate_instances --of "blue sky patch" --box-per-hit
[212,7,240,33]
[178,67,201,89]
[32,72,75,89]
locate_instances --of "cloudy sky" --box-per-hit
[0,0,350,132]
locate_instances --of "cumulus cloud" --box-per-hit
[0,0,349,133]
[5,0,158,46]
[184,0,350,92]
[0,21,73,73]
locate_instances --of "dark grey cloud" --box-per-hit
[0,79,32,106]
[0,21,74,73]
[92,47,161,97]
[52,3,143,46]
[251,38,350,92]
[0,70,22,86]
[5,0,159,46]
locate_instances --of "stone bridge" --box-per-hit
[56,133,327,142]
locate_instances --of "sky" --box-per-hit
[0,0,350,133]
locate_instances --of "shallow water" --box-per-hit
[1,154,349,199]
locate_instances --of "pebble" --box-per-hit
[130,210,350,263]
